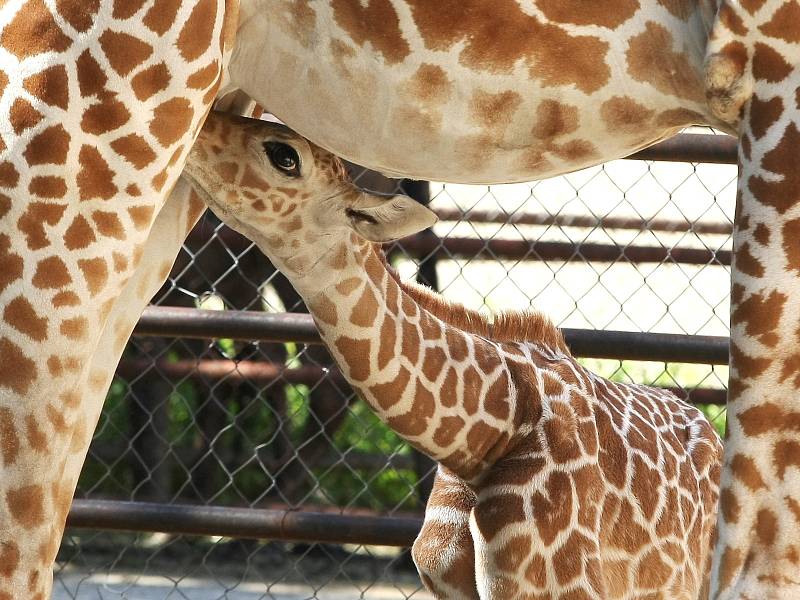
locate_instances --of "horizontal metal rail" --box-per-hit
[67,500,421,547]
[628,133,737,164]
[133,307,730,365]
[117,359,727,404]
[434,208,733,235]
[189,227,732,266]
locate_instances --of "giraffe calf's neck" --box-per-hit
[185,111,723,599]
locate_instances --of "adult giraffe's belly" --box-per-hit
[230,0,715,184]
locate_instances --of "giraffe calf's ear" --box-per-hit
[346,194,438,242]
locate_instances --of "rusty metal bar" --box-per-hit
[188,227,731,266]
[628,134,737,164]
[133,308,730,365]
[116,359,727,405]
[434,208,733,235]
[396,236,731,265]
[67,500,422,547]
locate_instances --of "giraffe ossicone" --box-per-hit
[184,111,724,599]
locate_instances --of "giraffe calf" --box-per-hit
[184,112,723,600]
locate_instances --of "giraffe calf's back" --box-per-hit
[466,345,722,599]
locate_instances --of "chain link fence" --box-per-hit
[54,130,735,599]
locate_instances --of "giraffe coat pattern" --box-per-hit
[184,112,724,600]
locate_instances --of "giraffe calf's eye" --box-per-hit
[264,142,301,177]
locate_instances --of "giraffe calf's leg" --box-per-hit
[411,468,479,600]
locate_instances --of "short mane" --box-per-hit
[381,253,568,353]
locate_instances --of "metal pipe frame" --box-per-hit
[133,307,729,365]
[67,500,422,547]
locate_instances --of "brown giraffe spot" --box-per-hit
[112,252,127,273]
[0,540,19,577]
[445,328,468,362]
[440,367,458,408]
[774,439,800,479]
[64,215,97,250]
[531,471,574,545]
[421,347,447,384]
[29,175,67,199]
[187,61,220,90]
[462,366,482,415]
[749,123,800,214]
[732,289,786,347]
[756,508,778,545]
[0,339,36,395]
[655,107,706,127]
[4,297,48,341]
[177,0,217,61]
[596,409,627,488]
[25,415,47,453]
[759,1,800,42]
[731,452,767,490]
[658,0,695,18]
[469,89,522,132]
[600,96,656,133]
[408,0,610,93]
[533,100,579,140]
[544,408,581,463]
[60,317,88,340]
[1,0,71,59]
[524,552,547,587]
[91,210,126,240]
[336,278,361,297]
[752,42,793,82]
[0,408,19,467]
[6,485,44,529]
[432,415,465,447]
[151,168,170,192]
[369,366,411,410]
[474,492,525,542]
[55,0,99,32]
[150,97,194,147]
[143,0,183,34]
[32,256,71,288]
[99,30,154,77]
[23,64,69,110]
[76,50,107,97]
[400,320,421,364]
[10,97,43,134]
[52,291,79,307]
[331,0,410,65]
[753,222,770,245]
[111,134,157,169]
[0,162,18,188]
[126,183,142,197]
[23,124,70,166]
[626,22,704,102]
[734,241,764,277]
[749,95,784,140]
[538,0,638,27]
[636,548,672,589]
[77,145,117,200]
[307,297,337,329]
[81,95,131,135]
[553,531,595,585]
[238,166,269,191]
[631,454,662,520]
[720,487,740,524]
[781,219,800,271]
[388,380,435,436]
[17,201,67,250]
[718,3,748,35]
[46,403,68,433]
[612,499,651,551]
[484,372,510,420]
[741,0,767,12]
[378,314,398,371]
[406,64,452,105]
[78,257,108,296]
[494,535,531,573]
[112,0,147,19]
[335,336,371,381]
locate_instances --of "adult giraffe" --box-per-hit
[221,3,798,598]
[0,0,794,599]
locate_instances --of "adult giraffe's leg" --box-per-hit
[711,61,800,599]
[411,467,479,600]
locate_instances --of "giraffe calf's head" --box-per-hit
[185,112,437,291]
